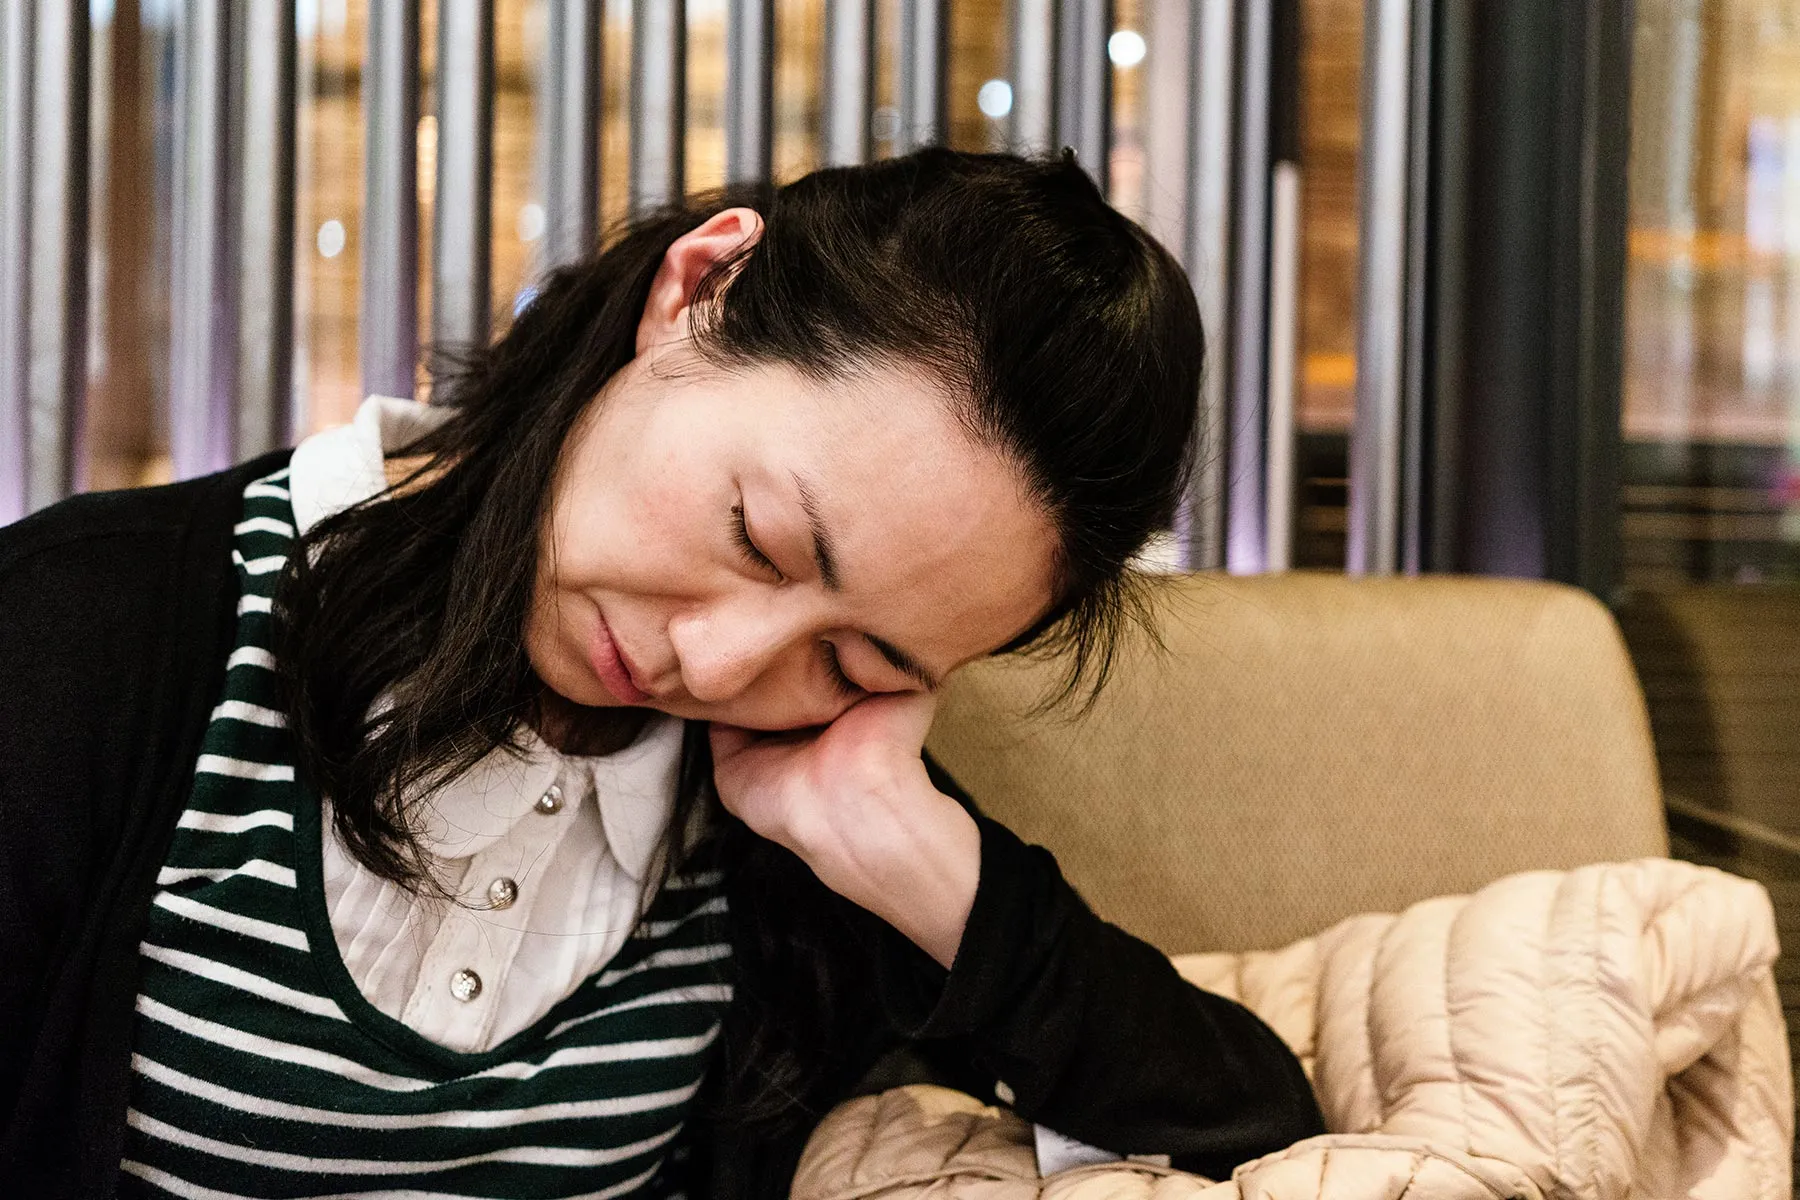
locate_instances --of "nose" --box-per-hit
[666,597,810,705]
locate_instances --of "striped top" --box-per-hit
[120,467,735,1200]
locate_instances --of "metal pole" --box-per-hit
[896,0,947,153]
[1449,0,1628,589]
[170,0,232,479]
[1398,0,1434,571]
[1225,0,1272,573]
[26,0,86,507]
[236,0,297,459]
[725,0,774,184]
[1009,0,1055,156]
[0,1,36,520]
[361,0,420,400]
[1263,0,1303,572]
[1347,0,1412,574]
[1180,0,1236,571]
[1567,0,1632,598]
[1265,160,1301,573]
[1139,0,1194,259]
[1422,0,1470,575]
[541,0,601,268]
[630,0,685,215]
[1055,0,1111,190]
[433,0,494,346]
[822,0,874,167]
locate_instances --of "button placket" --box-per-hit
[402,903,497,1045]
[401,772,578,1051]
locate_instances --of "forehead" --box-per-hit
[737,358,1059,666]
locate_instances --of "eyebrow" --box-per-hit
[792,474,842,592]
[792,471,942,692]
[868,634,943,692]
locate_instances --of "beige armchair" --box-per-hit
[925,571,1668,954]
[793,573,1795,1198]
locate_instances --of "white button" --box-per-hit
[535,784,563,814]
[994,1080,1016,1105]
[486,877,518,910]
[450,968,483,1002]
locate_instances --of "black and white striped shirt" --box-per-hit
[120,467,734,1199]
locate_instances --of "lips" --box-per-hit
[589,607,652,704]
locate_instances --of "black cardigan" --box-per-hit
[0,452,1323,1198]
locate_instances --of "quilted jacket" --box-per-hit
[793,858,1794,1200]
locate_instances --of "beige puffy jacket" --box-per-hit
[792,858,1792,1200]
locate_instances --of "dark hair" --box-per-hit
[275,146,1201,1133]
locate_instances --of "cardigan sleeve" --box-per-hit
[0,459,274,1198]
[863,756,1326,1182]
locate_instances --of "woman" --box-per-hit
[0,147,1322,1199]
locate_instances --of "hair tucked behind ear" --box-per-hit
[274,146,1202,1138]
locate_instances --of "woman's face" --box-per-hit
[523,210,1060,732]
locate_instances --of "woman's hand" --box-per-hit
[709,692,980,969]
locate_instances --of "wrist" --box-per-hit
[852,786,980,969]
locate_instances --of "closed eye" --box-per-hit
[730,503,782,580]
[821,640,864,699]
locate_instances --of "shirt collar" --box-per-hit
[411,718,684,882]
[409,738,563,861]
[588,715,686,882]
[289,393,451,536]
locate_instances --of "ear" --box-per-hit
[635,207,766,358]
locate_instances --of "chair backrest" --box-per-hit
[924,571,1669,955]
[1614,585,1800,828]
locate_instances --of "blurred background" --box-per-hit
[6,2,1795,579]
[3,0,1800,996]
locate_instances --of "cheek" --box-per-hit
[519,543,576,676]
[519,476,608,694]
[549,471,721,599]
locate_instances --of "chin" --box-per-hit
[529,644,620,710]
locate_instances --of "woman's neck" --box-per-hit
[532,687,654,757]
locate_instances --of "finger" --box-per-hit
[865,689,940,751]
